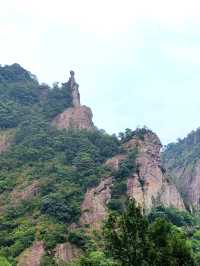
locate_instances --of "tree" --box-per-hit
[0,256,11,266]
[67,251,118,266]
[104,200,195,266]
[149,218,195,266]
[104,200,156,266]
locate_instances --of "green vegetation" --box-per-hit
[1,64,200,265]
[0,64,73,129]
[68,200,197,266]
[0,64,121,264]
[0,256,11,266]
[0,126,120,264]
[148,206,198,227]
[162,127,200,169]
[108,148,138,213]
[119,127,152,143]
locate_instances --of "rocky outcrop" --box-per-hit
[55,242,82,264]
[159,180,186,210]
[79,177,113,230]
[79,131,185,231]
[69,70,80,107]
[162,128,200,211]
[165,161,200,210]
[52,71,94,130]
[11,181,40,204]
[124,132,185,212]
[105,154,126,171]
[52,105,94,130]
[17,241,44,266]
[0,130,14,154]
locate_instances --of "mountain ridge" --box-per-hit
[0,64,196,266]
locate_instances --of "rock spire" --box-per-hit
[67,70,80,107]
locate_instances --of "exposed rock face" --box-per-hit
[52,71,94,130]
[165,161,200,210]
[79,177,113,230]
[17,241,44,266]
[52,105,94,130]
[105,154,126,171]
[79,131,185,231]
[0,131,12,154]
[160,180,186,210]
[68,70,80,107]
[55,242,82,264]
[124,132,185,212]
[11,181,40,204]
[162,128,200,211]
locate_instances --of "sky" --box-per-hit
[1,0,200,144]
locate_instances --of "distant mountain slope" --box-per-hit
[162,128,200,211]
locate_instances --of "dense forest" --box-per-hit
[162,128,200,170]
[0,64,200,265]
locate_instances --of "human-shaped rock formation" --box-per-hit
[67,70,80,107]
[52,71,94,130]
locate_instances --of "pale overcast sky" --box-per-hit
[1,0,200,144]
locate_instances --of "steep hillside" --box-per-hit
[162,128,200,211]
[0,64,191,265]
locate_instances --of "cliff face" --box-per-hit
[52,105,94,130]
[17,241,44,266]
[124,132,185,212]
[80,177,113,230]
[162,128,200,211]
[164,159,200,211]
[55,242,82,264]
[52,71,94,130]
[79,131,185,231]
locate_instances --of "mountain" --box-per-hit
[162,128,200,211]
[0,64,196,266]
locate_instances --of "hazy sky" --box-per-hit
[1,0,200,144]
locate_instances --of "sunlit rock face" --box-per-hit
[79,176,113,230]
[124,132,185,212]
[79,131,185,232]
[55,242,82,264]
[52,105,94,130]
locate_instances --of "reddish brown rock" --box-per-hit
[52,105,94,130]
[105,154,126,171]
[79,131,185,232]
[17,241,44,266]
[166,160,200,210]
[55,242,82,264]
[125,132,185,211]
[79,177,113,230]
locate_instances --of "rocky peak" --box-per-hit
[67,70,80,107]
[78,130,185,232]
[125,130,184,211]
[124,130,162,159]
[52,71,94,130]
